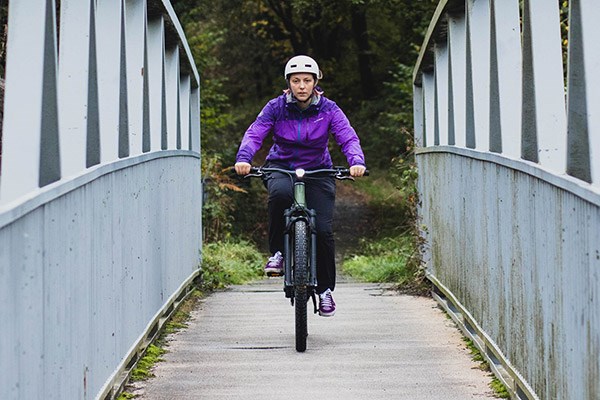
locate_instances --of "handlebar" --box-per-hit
[243,166,369,181]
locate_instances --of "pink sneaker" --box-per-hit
[318,289,336,317]
[265,251,283,276]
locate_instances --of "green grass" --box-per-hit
[353,172,412,237]
[342,166,428,293]
[463,338,511,398]
[130,345,166,381]
[200,240,266,290]
[353,171,404,202]
[343,235,411,283]
[491,378,511,398]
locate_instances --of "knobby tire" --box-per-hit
[293,220,309,352]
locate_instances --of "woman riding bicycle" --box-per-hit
[234,55,366,317]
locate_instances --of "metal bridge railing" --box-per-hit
[413,1,600,399]
[0,1,202,399]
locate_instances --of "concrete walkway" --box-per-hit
[132,279,497,399]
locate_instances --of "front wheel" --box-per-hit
[293,220,309,352]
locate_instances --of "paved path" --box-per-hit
[132,279,496,399]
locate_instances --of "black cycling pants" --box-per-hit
[265,172,336,294]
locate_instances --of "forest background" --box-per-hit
[170,0,437,255]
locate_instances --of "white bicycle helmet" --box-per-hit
[284,55,323,80]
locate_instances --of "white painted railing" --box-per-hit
[414,1,600,399]
[0,1,202,399]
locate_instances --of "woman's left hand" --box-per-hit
[349,165,367,177]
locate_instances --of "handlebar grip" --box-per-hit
[231,165,260,176]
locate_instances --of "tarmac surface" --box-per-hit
[131,278,497,399]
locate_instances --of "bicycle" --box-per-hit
[244,166,367,352]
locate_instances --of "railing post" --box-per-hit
[165,46,181,150]
[0,0,60,206]
[521,0,566,171]
[179,75,191,150]
[448,15,466,148]
[413,85,424,148]
[125,0,147,156]
[434,43,449,146]
[190,86,200,153]
[468,0,491,152]
[567,0,600,187]
[97,0,126,163]
[147,16,166,152]
[57,0,96,176]
[490,0,521,159]
[578,0,600,187]
[422,72,435,148]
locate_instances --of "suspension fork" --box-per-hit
[293,180,318,289]
[309,208,317,288]
[283,209,293,291]
[284,180,307,293]
[283,181,318,294]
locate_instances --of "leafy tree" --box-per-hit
[171,0,437,241]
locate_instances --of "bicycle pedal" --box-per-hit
[266,271,284,277]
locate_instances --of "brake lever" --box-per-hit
[335,174,355,181]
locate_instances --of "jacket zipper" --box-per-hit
[297,112,303,142]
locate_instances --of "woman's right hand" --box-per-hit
[234,162,252,175]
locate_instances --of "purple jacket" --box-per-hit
[236,91,365,169]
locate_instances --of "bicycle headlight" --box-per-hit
[295,168,306,178]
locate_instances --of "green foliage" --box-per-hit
[202,154,248,242]
[200,240,265,290]
[228,177,270,247]
[170,0,438,253]
[354,172,410,235]
[130,345,165,381]
[491,378,511,398]
[343,152,428,293]
[353,63,418,168]
[463,338,511,398]
[464,338,486,364]
[343,235,410,283]
[559,0,569,87]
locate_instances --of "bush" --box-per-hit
[342,152,429,294]
[343,235,411,283]
[200,240,265,290]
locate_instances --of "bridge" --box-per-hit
[0,1,201,399]
[413,0,599,399]
[0,0,598,399]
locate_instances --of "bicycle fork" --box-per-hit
[283,182,319,313]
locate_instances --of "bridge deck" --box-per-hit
[130,279,497,399]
